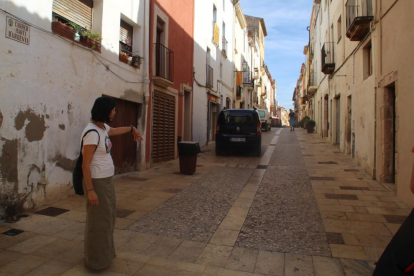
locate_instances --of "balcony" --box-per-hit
[321,42,335,74]
[308,70,318,95]
[346,0,373,41]
[153,43,174,86]
[206,65,213,88]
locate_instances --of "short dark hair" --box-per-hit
[91,97,116,123]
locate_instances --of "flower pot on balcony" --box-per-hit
[51,21,73,40]
[119,53,129,64]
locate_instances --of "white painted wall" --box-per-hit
[0,0,149,210]
[193,0,235,146]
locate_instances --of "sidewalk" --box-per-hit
[0,128,410,276]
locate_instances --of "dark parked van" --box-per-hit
[215,109,262,156]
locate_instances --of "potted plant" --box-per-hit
[68,22,81,42]
[305,120,316,133]
[87,30,102,51]
[79,29,89,43]
[131,55,144,68]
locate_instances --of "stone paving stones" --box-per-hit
[196,244,233,267]
[383,214,408,223]
[340,259,374,275]
[225,247,258,273]
[116,208,135,218]
[284,253,314,276]
[236,131,331,257]
[254,250,285,275]
[127,166,254,242]
[313,256,344,276]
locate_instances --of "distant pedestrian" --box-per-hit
[289,109,295,131]
[373,145,414,275]
[81,97,143,270]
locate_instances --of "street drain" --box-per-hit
[35,207,69,217]
[2,229,24,236]
[257,165,268,169]
[318,161,338,164]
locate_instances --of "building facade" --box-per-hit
[192,0,235,146]
[304,0,414,207]
[1,0,149,210]
[145,0,194,166]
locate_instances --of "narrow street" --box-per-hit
[0,128,410,276]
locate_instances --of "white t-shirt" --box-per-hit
[80,123,114,179]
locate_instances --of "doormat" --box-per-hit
[35,207,69,217]
[2,229,24,236]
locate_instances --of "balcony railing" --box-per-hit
[346,0,373,41]
[222,36,228,56]
[243,71,252,85]
[154,43,174,82]
[206,65,213,88]
[321,42,335,74]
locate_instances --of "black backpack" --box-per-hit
[72,129,100,195]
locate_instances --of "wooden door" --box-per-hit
[153,91,175,163]
[108,97,138,175]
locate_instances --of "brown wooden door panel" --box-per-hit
[153,91,175,163]
[107,97,138,174]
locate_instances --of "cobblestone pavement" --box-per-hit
[236,130,331,257]
[0,128,411,275]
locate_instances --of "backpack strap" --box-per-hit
[80,129,100,155]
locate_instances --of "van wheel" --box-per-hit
[263,123,267,132]
[268,124,271,131]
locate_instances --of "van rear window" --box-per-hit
[218,111,257,126]
[258,110,265,117]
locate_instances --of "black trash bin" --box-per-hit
[177,141,200,175]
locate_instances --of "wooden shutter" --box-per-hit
[120,20,133,46]
[153,91,175,163]
[52,0,92,29]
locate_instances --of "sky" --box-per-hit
[240,0,313,111]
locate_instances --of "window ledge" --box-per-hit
[153,76,173,88]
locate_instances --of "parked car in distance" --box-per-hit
[257,109,271,131]
[215,109,261,156]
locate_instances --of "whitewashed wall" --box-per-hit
[0,0,149,211]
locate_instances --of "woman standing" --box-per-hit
[81,97,142,270]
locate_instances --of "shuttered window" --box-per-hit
[153,91,175,163]
[52,0,93,29]
[120,20,133,46]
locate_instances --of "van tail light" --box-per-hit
[257,123,262,136]
[216,123,220,134]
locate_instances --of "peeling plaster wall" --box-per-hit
[0,0,148,211]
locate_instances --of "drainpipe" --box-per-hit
[142,0,151,169]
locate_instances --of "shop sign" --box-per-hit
[6,16,30,45]
[208,94,219,104]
